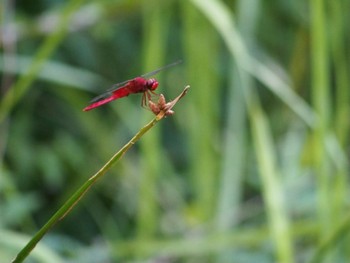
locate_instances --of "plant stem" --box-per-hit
[11,86,189,263]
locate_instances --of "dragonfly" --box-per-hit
[83,60,182,111]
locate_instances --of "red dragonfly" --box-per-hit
[83,60,182,111]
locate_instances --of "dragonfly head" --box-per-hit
[146,78,159,91]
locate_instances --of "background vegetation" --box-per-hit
[1,0,349,262]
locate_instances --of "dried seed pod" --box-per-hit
[148,100,160,115]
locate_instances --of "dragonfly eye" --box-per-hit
[148,79,159,91]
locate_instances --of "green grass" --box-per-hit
[1,0,350,262]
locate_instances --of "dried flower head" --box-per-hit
[148,86,190,117]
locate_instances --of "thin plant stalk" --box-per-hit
[11,87,189,263]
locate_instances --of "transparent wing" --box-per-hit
[89,60,182,103]
[141,60,182,78]
[89,80,131,103]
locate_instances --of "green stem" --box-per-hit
[11,86,189,263]
[11,113,163,263]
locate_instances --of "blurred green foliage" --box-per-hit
[1,0,350,262]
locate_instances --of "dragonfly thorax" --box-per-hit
[146,78,159,91]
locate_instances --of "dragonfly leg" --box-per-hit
[141,90,161,109]
[141,92,151,108]
[141,93,146,108]
[150,90,159,97]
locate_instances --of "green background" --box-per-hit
[1,0,349,262]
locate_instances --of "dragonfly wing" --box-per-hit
[89,91,113,103]
[89,60,181,102]
[83,86,131,111]
[103,79,132,94]
[141,60,182,78]
[83,60,181,111]
[87,80,130,104]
